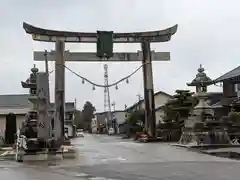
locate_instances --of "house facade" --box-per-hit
[0,94,76,138]
[125,91,172,123]
[112,111,126,133]
[210,65,240,117]
[92,91,172,134]
[92,110,126,134]
[0,94,31,138]
[91,116,98,133]
[92,112,107,134]
[49,102,76,137]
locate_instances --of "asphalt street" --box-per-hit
[1,134,240,180]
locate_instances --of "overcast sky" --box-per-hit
[0,0,239,112]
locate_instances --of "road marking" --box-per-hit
[88,177,119,180]
[102,157,126,162]
[75,173,89,177]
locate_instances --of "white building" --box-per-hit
[125,91,172,123]
[0,94,31,138]
[91,116,98,133]
[112,110,126,133]
[93,91,172,134]
[112,111,126,125]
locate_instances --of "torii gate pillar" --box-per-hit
[54,40,65,147]
[142,41,156,137]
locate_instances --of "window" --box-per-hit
[234,83,240,98]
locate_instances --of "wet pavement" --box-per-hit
[1,134,240,179]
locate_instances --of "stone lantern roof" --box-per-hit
[187,64,213,87]
[31,64,39,73]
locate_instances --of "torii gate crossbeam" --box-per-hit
[34,51,170,62]
[23,22,177,43]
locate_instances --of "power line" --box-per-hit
[63,63,150,88]
[49,70,54,75]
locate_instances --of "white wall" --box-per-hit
[64,124,73,137]
[91,117,98,133]
[0,116,5,137]
[138,93,171,124]
[139,93,171,109]
[155,109,164,124]
[113,111,126,125]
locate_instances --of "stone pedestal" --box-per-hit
[179,129,231,146]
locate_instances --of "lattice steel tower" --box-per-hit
[104,64,112,129]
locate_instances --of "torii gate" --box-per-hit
[23,22,177,144]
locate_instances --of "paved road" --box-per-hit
[1,134,240,179]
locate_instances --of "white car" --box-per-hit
[77,132,84,137]
[108,128,114,136]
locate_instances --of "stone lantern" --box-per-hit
[186,64,215,126]
[179,65,231,146]
[187,64,212,93]
[20,65,52,148]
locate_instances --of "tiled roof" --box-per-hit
[125,91,172,112]
[214,65,240,83]
[155,105,165,111]
[0,94,31,108]
[211,97,236,108]
[207,92,224,106]
[95,91,172,114]
[0,94,75,114]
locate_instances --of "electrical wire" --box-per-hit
[63,62,150,88]
[49,70,54,74]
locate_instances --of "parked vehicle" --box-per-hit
[138,134,148,143]
[77,131,84,137]
[108,128,114,136]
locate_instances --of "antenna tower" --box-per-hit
[103,64,112,129]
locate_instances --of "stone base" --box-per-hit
[0,146,76,161]
[178,130,232,147]
[172,143,240,149]
[63,140,71,146]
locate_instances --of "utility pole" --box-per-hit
[44,50,50,105]
[137,94,142,102]
[136,94,142,110]
[111,101,116,111]
[74,98,77,109]
[111,101,116,133]
[44,50,49,74]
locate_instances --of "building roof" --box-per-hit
[211,97,236,108]
[0,94,75,115]
[207,92,224,106]
[95,110,124,115]
[0,94,31,108]
[155,105,165,111]
[94,91,172,115]
[95,91,172,114]
[125,91,172,112]
[214,65,240,83]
